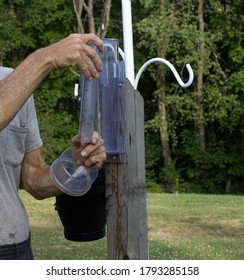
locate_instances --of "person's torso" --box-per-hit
[0,66,42,245]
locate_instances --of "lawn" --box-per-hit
[19,190,244,260]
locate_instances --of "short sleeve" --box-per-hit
[24,96,43,154]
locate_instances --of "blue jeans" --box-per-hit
[0,235,34,260]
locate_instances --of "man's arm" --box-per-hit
[0,33,103,132]
[21,147,62,200]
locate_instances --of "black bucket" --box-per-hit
[55,168,106,242]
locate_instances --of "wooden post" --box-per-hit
[106,79,148,260]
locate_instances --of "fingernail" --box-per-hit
[81,151,86,157]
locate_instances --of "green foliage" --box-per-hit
[1,0,78,162]
[136,0,244,193]
[174,130,244,194]
[1,0,74,66]
[146,180,163,193]
[158,163,180,193]
[1,0,243,193]
[0,0,23,63]
[144,127,163,181]
[34,69,79,162]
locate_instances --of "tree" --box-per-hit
[136,2,174,169]
[1,0,243,193]
[73,0,112,37]
[136,0,198,190]
[0,0,122,163]
[136,0,244,193]
[195,0,206,151]
[1,0,78,161]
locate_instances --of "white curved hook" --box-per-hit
[134,58,194,89]
[119,48,125,60]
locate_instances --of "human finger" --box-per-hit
[84,151,107,168]
[80,137,104,158]
[79,33,103,53]
[49,34,103,79]
[79,44,103,79]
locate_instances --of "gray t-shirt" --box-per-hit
[0,66,43,245]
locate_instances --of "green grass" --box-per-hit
[19,191,244,260]
[147,193,244,260]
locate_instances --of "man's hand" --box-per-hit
[21,131,106,200]
[0,33,103,131]
[43,33,103,80]
[71,132,106,170]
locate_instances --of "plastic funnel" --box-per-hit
[50,148,98,196]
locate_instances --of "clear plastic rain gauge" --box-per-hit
[50,40,126,196]
[50,46,99,196]
[99,38,126,163]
